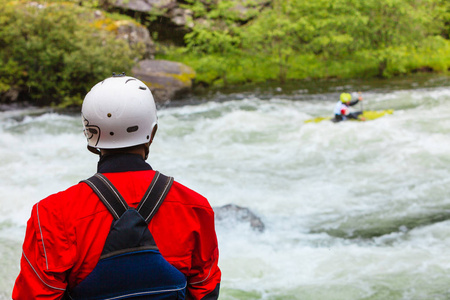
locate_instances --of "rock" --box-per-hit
[132,59,196,103]
[111,0,269,25]
[90,10,155,59]
[169,8,193,27]
[113,0,177,13]
[214,204,265,232]
[112,0,192,29]
[115,20,155,59]
[229,0,271,22]
[0,87,20,103]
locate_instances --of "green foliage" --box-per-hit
[0,1,141,107]
[185,27,241,55]
[442,0,450,38]
[175,0,449,87]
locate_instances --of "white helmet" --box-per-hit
[81,74,157,151]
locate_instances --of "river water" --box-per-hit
[1,75,450,299]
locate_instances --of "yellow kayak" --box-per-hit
[305,110,394,123]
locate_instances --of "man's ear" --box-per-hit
[149,124,158,144]
[144,125,158,160]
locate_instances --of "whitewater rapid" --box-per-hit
[1,80,450,299]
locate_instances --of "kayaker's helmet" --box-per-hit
[81,74,157,152]
[340,93,352,103]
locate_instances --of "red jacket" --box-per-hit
[13,154,221,299]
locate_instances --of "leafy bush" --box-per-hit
[0,1,142,107]
[172,0,449,87]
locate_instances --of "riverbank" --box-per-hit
[2,0,448,108]
[158,40,450,93]
[168,73,450,106]
[1,73,448,111]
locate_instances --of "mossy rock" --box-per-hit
[132,59,196,103]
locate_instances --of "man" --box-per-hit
[13,74,221,299]
[333,92,364,122]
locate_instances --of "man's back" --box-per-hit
[13,154,221,299]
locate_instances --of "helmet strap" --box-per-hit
[88,145,101,155]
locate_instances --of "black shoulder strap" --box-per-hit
[137,172,174,223]
[82,173,129,220]
[81,171,173,223]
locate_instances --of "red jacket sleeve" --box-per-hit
[12,200,74,299]
[186,206,221,299]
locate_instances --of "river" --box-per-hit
[1,74,450,299]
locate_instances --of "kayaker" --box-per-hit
[333,92,364,122]
[12,74,221,299]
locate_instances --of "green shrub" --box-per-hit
[174,0,449,87]
[0,1,142,107]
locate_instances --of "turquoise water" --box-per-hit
[1,76,450,299]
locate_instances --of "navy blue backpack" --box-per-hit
[65,171,187,300]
